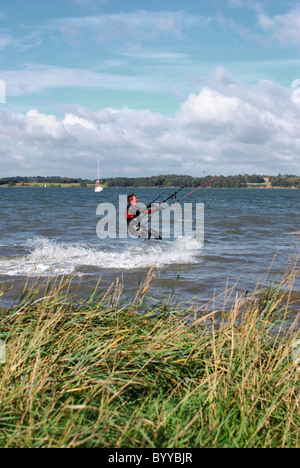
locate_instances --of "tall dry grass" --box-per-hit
[0,262,299,448]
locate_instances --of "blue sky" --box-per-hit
[0,0,299,177]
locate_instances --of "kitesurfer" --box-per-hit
[127,193,163,240]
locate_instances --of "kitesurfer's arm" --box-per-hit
[145,205,165,213]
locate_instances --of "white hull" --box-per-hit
[95,159,103,192]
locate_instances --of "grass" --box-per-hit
[0,263,299,448]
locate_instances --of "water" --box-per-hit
[0,187,299,316]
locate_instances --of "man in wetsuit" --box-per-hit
[127,193,163,240]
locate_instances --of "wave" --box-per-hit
[0,237,203,277]
[283,231,300,236]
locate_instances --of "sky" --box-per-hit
[0,0,299,178]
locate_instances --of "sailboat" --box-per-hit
[95,159,103,192]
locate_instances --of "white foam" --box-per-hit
[284,231,300,236]
[0,237,203,277]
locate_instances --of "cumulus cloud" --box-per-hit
[25,109,65,140]
[63,113,96,130]
[1,71,299,178]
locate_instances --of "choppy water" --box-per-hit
[0,187,299,315]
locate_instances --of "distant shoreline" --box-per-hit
[0,184,298,189]
[1,174,299,189]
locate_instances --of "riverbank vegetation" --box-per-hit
[0,261,299,448]
[0,174,299,188]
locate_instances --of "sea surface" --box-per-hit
[0,187,299,321]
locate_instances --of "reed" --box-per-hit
[0,263,299,448]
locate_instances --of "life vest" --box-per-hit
[126,204,151,225]
[126,204,140,225]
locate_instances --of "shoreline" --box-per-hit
[0,184,298,189]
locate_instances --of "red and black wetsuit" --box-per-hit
[126,204,151,225]
[126,203,161,240]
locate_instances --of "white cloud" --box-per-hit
[0,31,13,50]
[2,64,156,97]
[0,70,299,178]
[0,26,43,52]
[63,113,96,129]
[258,8,300,45]
[50,10,210,44]
[25,109,65,140]
[226,0,263,12]
[2,10,205,56]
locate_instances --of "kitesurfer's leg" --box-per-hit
[128,221,161,240]
[150,228,162,240]
[138,225,151,240]
[128,221,141,238]
[140,226,161,240]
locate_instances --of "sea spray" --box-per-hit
[0,236,203,277]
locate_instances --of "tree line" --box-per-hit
[0,174,299,187]
[105,174,300,188]
[0,176,91,186]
